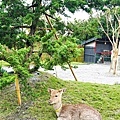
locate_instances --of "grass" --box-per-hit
[0,60,10,66]
[0,73,120,120]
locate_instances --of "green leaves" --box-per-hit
[41,30,56,42]
[0,73,15,89]
[49,0,65,14]
[41,33,81,69]
[0,44,31,80]
[67,17,100,43]
[23,14,34,25]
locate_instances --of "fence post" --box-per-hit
[15,74,21,106]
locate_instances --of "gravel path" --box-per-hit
[39,63,120,85]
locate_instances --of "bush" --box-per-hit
[0,73,15,89]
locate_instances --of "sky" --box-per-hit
[60,10,90,22]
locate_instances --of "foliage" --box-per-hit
[64,0,120,13]
[66,6,120,43]
[0,0,85,74]
[0,44,30,78]
[0,28,81,88]
[0,74,120,120]
[41,31,82,69]
[0,73,15,89]
[67,17,100,43]
[1,0,119,48]
[0,44,32,88]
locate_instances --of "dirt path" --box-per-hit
[39,63,120,85]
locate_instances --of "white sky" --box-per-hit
[60,10,90,22]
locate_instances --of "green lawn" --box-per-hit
[0,60,10,66]
[0,73,120,120]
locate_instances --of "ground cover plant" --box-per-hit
[0,72,120,120]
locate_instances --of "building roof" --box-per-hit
[82,37,111,45]
[82,37,97,45]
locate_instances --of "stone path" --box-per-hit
[39,63,120,85]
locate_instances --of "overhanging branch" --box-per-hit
[44,12,56,20]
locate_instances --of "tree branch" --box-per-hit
[116,19,120,45]
[97,17,113,45]
[108,16,116,43]
[44,12,56,20]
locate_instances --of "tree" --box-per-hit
[63,0,120,43]
[64,0,120,13]
[0,0,85,88]
[1,0,119,49]
[98,8,120,74]
[66,17,100,44]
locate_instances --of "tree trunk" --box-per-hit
[109,45,118,75]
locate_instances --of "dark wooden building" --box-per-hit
[82,37,112,63]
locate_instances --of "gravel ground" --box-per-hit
[39,63,120,85]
